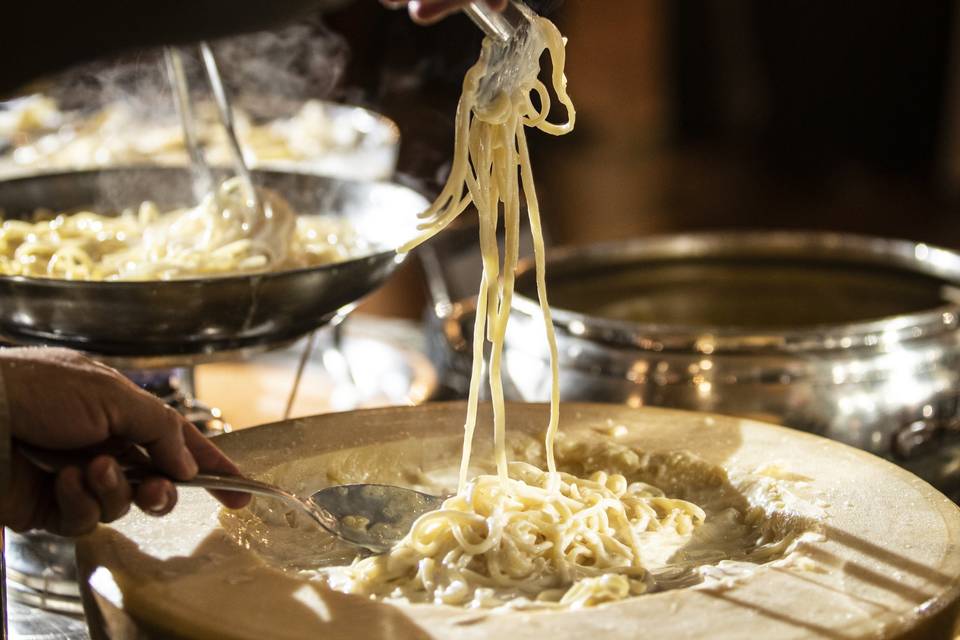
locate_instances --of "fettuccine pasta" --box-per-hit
[0,177,364,280]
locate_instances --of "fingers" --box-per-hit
[51,467,101,536]
[81,370,249,512]
[133,476,178,517]
[390,0,506,25]
[182,425,251,510]
[86,455,132,523]
[408,0,469,24]
[81,456,179,522]
[4,456,180,535]
[5,452,133,535]
[108,386,199,481]
[88,455,181,520]
[1,452,55,532]
[114,401,249,510]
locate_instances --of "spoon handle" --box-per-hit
[132,470,291,502]
[17,440,291,499]
[160,473,340,534]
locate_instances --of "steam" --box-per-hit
[47,17,348,120]
[211,20,350,118]
[34,18,350,211]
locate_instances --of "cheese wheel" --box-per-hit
[76,403,960,639]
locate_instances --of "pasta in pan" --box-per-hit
[0,177,364,280]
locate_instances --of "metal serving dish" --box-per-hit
[0,167,426,358]
[431,231,960,497]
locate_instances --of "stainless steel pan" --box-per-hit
[0,168,427,358]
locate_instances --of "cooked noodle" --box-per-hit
[320,12,708,609]
[0,177,364,280]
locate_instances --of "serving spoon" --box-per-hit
[16,441,445,554]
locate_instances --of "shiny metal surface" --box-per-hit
[0,168,427,359]
[430,231,960,497]
[7,598,88,639]
[4,530,85,623]
[4,533,79,601]
[15,446,441,556]
[93,341,293,370]
[198,42,263,217]
[165,48,215,198]
[311,484,444,553]
[130,473,441,553]
[465,2,517,42]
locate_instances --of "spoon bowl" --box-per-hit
[310,484,446,553]
[131,473,445,554]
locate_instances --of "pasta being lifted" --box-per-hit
[319,11,708,608]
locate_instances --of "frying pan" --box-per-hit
[0,167,427,359]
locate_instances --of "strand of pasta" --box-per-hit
[397,13,574,490]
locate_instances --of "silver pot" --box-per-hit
[429,231,960,497]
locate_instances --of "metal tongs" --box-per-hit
[464,1,536,107]
[464,1,529,44]
[163,43,261,214]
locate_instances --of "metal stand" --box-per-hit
[283,312,359,420]
[124,367,228,435]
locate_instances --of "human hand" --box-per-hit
[0,347,250,536]
[381,0,507,25]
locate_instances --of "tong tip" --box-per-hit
[465,2,529,44]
